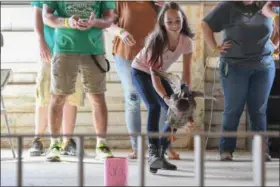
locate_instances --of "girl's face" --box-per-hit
[164,9,183,36]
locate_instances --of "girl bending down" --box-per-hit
[131,2,194,173]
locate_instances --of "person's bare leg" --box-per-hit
[87,93,113,159]
[61,102,78,156]
[62,102,77,143]
[29,105,48,156]
[46,94,67,161]
[49,94,67,142]
[87,93,107,138]
[34,106,48,137]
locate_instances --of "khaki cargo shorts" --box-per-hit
[35,60,84,107]
[51,54,107,95]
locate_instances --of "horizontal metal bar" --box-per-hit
[1,29,34,32]
[1,131,279,139]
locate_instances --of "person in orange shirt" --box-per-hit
[262,2,279,60]
[106,1,180,160]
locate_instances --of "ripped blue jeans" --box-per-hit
[219,61,275,154]
[114,55,166,150]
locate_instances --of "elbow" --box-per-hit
[201,21,214,35]
[42,13,55,28]
[42,12,50,26]
[201,21,208,32]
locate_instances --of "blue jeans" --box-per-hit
[131,68,177,148]
[114,55,166,150]
[219,61,275,154]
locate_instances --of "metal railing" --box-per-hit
[1,131,279,187]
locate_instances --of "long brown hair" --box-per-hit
[150,1,161,14]
[145,2,194,68]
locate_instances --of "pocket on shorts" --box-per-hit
[35,63,51,105]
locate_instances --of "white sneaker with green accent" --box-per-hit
[95,142,114,161]
[46,141,61,162]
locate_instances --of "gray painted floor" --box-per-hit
[1,149,279,186]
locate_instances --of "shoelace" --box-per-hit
[44,143,61,156]
[99,145,111,153]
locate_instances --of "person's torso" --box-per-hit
[113,1,158,61]
[132,34,189,73]
[221,3,274,67]
[53,1,107,55]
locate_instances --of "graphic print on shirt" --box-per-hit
[64,2,98,18]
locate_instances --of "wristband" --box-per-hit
[64,18,70,28]
[272,13,279,21]
[212,46,219,55]
[119,29,125,36]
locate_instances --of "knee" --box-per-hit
[224,102,245,117]
[51,94,66,107]
[88,93,106,108]
[126,91,140,109]
[247,102,267,116]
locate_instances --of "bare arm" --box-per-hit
[274,15,279,35]
[34,6,51,62]
[105,23,123,36]
[182,53,192,87]
[42,4,66,28]
[90,10,116,29]
[104,4,136,46]
[262,2,279,31]
[271,25,279,49]
[34,7,45,41]
[105,2,121,35]
[201,21,231,54]
[201,21,217,50]
[150,69,169,99]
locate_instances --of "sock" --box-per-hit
[63,138,69,144]
[97,137,106,146]
[51,137,60,146]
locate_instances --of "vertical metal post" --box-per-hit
[253,135,265,186]
[194,135,204,186]
[1,96,16,158]
[17,136,23,187]
[78,136,84,187]
[137,135,145,186]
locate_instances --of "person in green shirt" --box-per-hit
[29,1,84,158]
[42,1,116,162]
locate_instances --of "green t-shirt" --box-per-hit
[43,1,115,55]
[31,1,55,55]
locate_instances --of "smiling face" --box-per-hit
[163,9,183,36]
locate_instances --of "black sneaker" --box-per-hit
[29,138,44,156]
[61,138,77,156]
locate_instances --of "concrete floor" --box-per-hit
[1,149,279,186]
